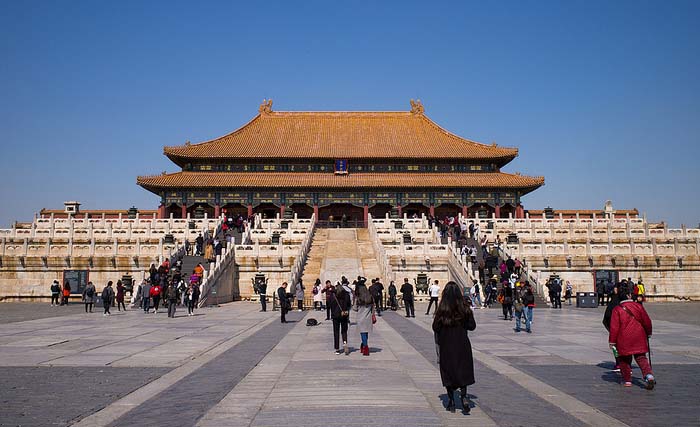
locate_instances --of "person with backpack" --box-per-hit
[50,280,61,306]
[101,281,115,316]
[608,287,656,389]
[149,282,162,314]
[565,281,573,306]
[331,282,351,355]
[82,281,96,313]
[166,282,178,318]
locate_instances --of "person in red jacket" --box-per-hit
[608,290,656,389]
[149,283,162,314]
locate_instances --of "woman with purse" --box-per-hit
[331,283,351,355]
[433,281,476,414]
[353,277,375,356]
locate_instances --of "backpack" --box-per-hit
[86,286,95,298]
[306,318,318,326]
[637,283,645,295]
[312,287,319,295]
[101,287,111,301]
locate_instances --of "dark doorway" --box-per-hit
[222,203,247,218]
[403,203,429,218]
[166,203,182,219]
[253,203,280,219]
[318,203,364,227]
[434,203,460,219]
[288,203,314,219]
[595,270,618,294]
[468,203,494,219]
[369,203,393,219]
[187,203,215,219]
[499,203,516,219]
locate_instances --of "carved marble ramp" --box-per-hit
[317,228,378,284]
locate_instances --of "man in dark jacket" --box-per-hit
[166,283,179,318]
[258,279,268,312]
[400,278,415,317]
[140,280,152,313]
[277,282,291,323]
[551,279,562,309]
[50,280,60,306]
[101,282,115,316]
[369,279,384,316]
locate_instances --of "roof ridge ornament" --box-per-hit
[410,99,424,115]
[259,99,273,114]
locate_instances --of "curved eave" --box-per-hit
[161,111,520,166]
[137,172,544,195]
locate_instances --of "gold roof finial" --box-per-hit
[259,98,273,114]
[410,99,424,115]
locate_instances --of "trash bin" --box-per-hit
[576,292,598,308]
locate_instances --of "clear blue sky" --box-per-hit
[1,0,698,227]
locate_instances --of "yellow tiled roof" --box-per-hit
[137,171,544,193]
[163,109,518,164]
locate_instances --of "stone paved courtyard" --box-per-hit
[0,301,698,427]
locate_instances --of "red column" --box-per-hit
[397,205,403,217]
[181,204,187,219]
[313,204,319,223]
[429,204,435,217]
[363,204,369,227]
[494,204,501,218]
[247,203,253,217]
[158,204,166,219]
[516,204,525,219]
[214,204,221,219]
[462,205,468,218]
[280,204,285,218]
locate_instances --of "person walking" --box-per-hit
[608,289,656,389]
[278,282,291,323]
[551,278,562,309]
[50,280,61,306]
[354,278,375,356]
[186,283,196,316]
[603,284,622,372]
[166,282,178,318]
[369,278,384,316]
[82,281,96,313]
[116,280,126,311]
[515,283,535,333]
[500,285,513,320]
[149,282,162,314]
[432,281,476,414]
[564,281,573,306]
[400,278,415,317]
[101,281,114,316]
[295,280,305,311]
[140,280,152,313]
[322,280,335,320]
[331,283,351,355]
[426,280,440,315]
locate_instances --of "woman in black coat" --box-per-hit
[432,281,476,414]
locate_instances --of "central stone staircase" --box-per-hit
[299,228,381,286]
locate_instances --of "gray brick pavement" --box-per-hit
[108,312,305,427]
[0,366,170,427]
[382,312,587,427]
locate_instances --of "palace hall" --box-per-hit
[137,100,544,225]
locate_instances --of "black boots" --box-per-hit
[445,388,456,413]
[460,387,470,414]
